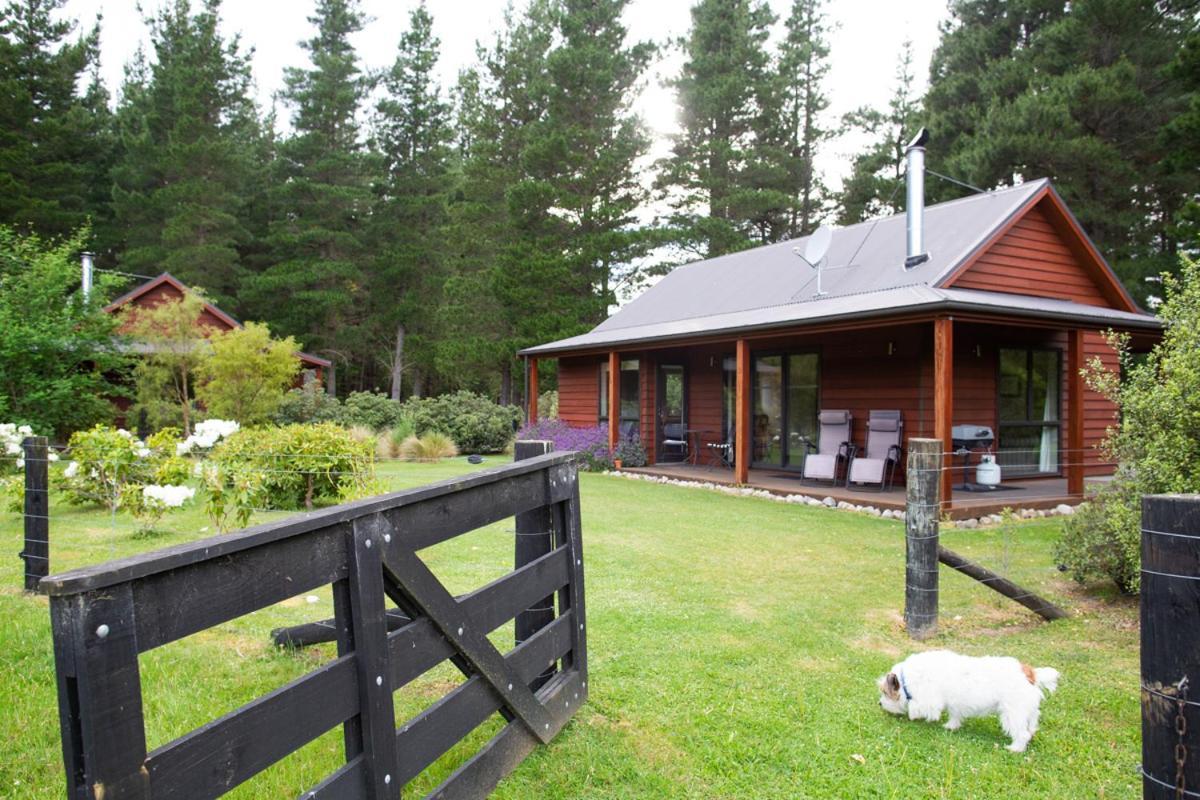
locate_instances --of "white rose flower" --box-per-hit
[136,447,151,458]
[64,461,80,479]
[48,452,59,462]
[142,484,195,508]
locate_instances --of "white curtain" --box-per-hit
[1039,377,1057,473]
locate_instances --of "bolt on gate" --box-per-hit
[42,450,587,799]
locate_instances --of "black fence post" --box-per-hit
[905,437,941,640]
[1141,494,1200,799]
[22,435,48,592]
[514,440,556,689]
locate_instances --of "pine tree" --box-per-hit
[656,0,780,257]
[369,2,455,399]
[249,0,379,382]
[440,1,555,403]
[776,0,832,238]
[837,40,921,224]
[923,0,1199,303]
[0,0,114,248]
[110,0,260,305]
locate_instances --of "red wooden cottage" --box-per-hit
[104,272,331,404]
[520,151,1161,517]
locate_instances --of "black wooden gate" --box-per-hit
[42,451,587,799]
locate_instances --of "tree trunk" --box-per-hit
[180,367,191,436]
[500,362,512,406]
[389,323,406,401]
[411,368,424,398]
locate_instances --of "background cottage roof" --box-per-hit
[522,179,1158,356]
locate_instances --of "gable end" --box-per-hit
[941,189,1137,312]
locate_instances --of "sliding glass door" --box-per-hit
[997,348,1061,477]
[752,352,819,469]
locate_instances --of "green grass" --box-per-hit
[0,460,1139,799]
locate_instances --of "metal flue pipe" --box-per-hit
[904,128,930,269]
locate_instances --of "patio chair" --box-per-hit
[800,410,854,484]
[661,422,688,463]
[704,437,734,470]
[847,410,904,491]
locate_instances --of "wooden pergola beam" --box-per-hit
[735,339,750,484]
[1067,329,1085,496]
[607,351,619,452]
[527,357,539,425]
[933,317,954,504]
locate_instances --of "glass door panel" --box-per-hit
[785,353,819,468]
[998,348,1061,476]
[753,356,783,467]
[657,364,687,460]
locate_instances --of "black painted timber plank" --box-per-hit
[41,452,577,595]
[145,656,357,799]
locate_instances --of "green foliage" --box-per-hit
[248,0,379,376]
[200,461,261,533]
[0,228,130,439]
[273,386,343,426]
[210,423,374,511]
[922,0,1198,305]
[837,40,921,224]
[656,0,782,257]
[339,391,406,432]
[402,391,521,453]
[537,390,558,420]
[613,436,647,468]
[1056,256,1200,593]
[0,0,116,249]
[110,0,263,305]
[124,291,209,435]
[59,425,154,512]
[195,322,301,425]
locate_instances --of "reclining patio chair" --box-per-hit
[661,422,689,463]
[847,410,903,491]
[800,410,854,485]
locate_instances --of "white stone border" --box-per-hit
[602,469,1079,528]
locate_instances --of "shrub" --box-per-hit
[537,390,558,420]
[59,425,156,511]
[200,462,263,533]
[123,483,196,535]
[399,432,459,462]
[517,419,612,471]
[210,423,374,511]
[195,322,301,425]
[614,436,648,468]
[274,387,343,426]
[1055,255,1200,593]
[376,419,417,458]
[403,391,521,453]
[339,391,406,432]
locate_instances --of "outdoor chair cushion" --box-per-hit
[804,453,838,481]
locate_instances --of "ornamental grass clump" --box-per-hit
[398,432,459,462]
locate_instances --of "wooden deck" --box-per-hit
[623,462,1100,520]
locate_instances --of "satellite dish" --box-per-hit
[794,224,836,297]
[804,224,834,266]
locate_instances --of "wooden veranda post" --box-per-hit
[905,438,941,639]
[1140,495,1200,799]
[735,339,750,484]
[933,318,953,505]
[22,435,48,592]
[514,440,556,690]
[1067,329,1085,497]
[607,351,619,452]
[527,357,539,425]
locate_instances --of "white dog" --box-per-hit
[877,650,1059,752]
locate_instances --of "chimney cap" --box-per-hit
[905,127,930,151]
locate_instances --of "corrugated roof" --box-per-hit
[521,179,1159,356]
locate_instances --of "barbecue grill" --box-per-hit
[951,424,997,491]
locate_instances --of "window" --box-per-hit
[599,359,640,438]
[997,348,1060,476]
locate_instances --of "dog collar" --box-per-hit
[898,669,913,701]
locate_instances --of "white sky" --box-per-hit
[64,0,950,192]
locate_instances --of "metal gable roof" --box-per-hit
[521,179,1159,356]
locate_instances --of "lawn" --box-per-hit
[0,458,1139,799]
